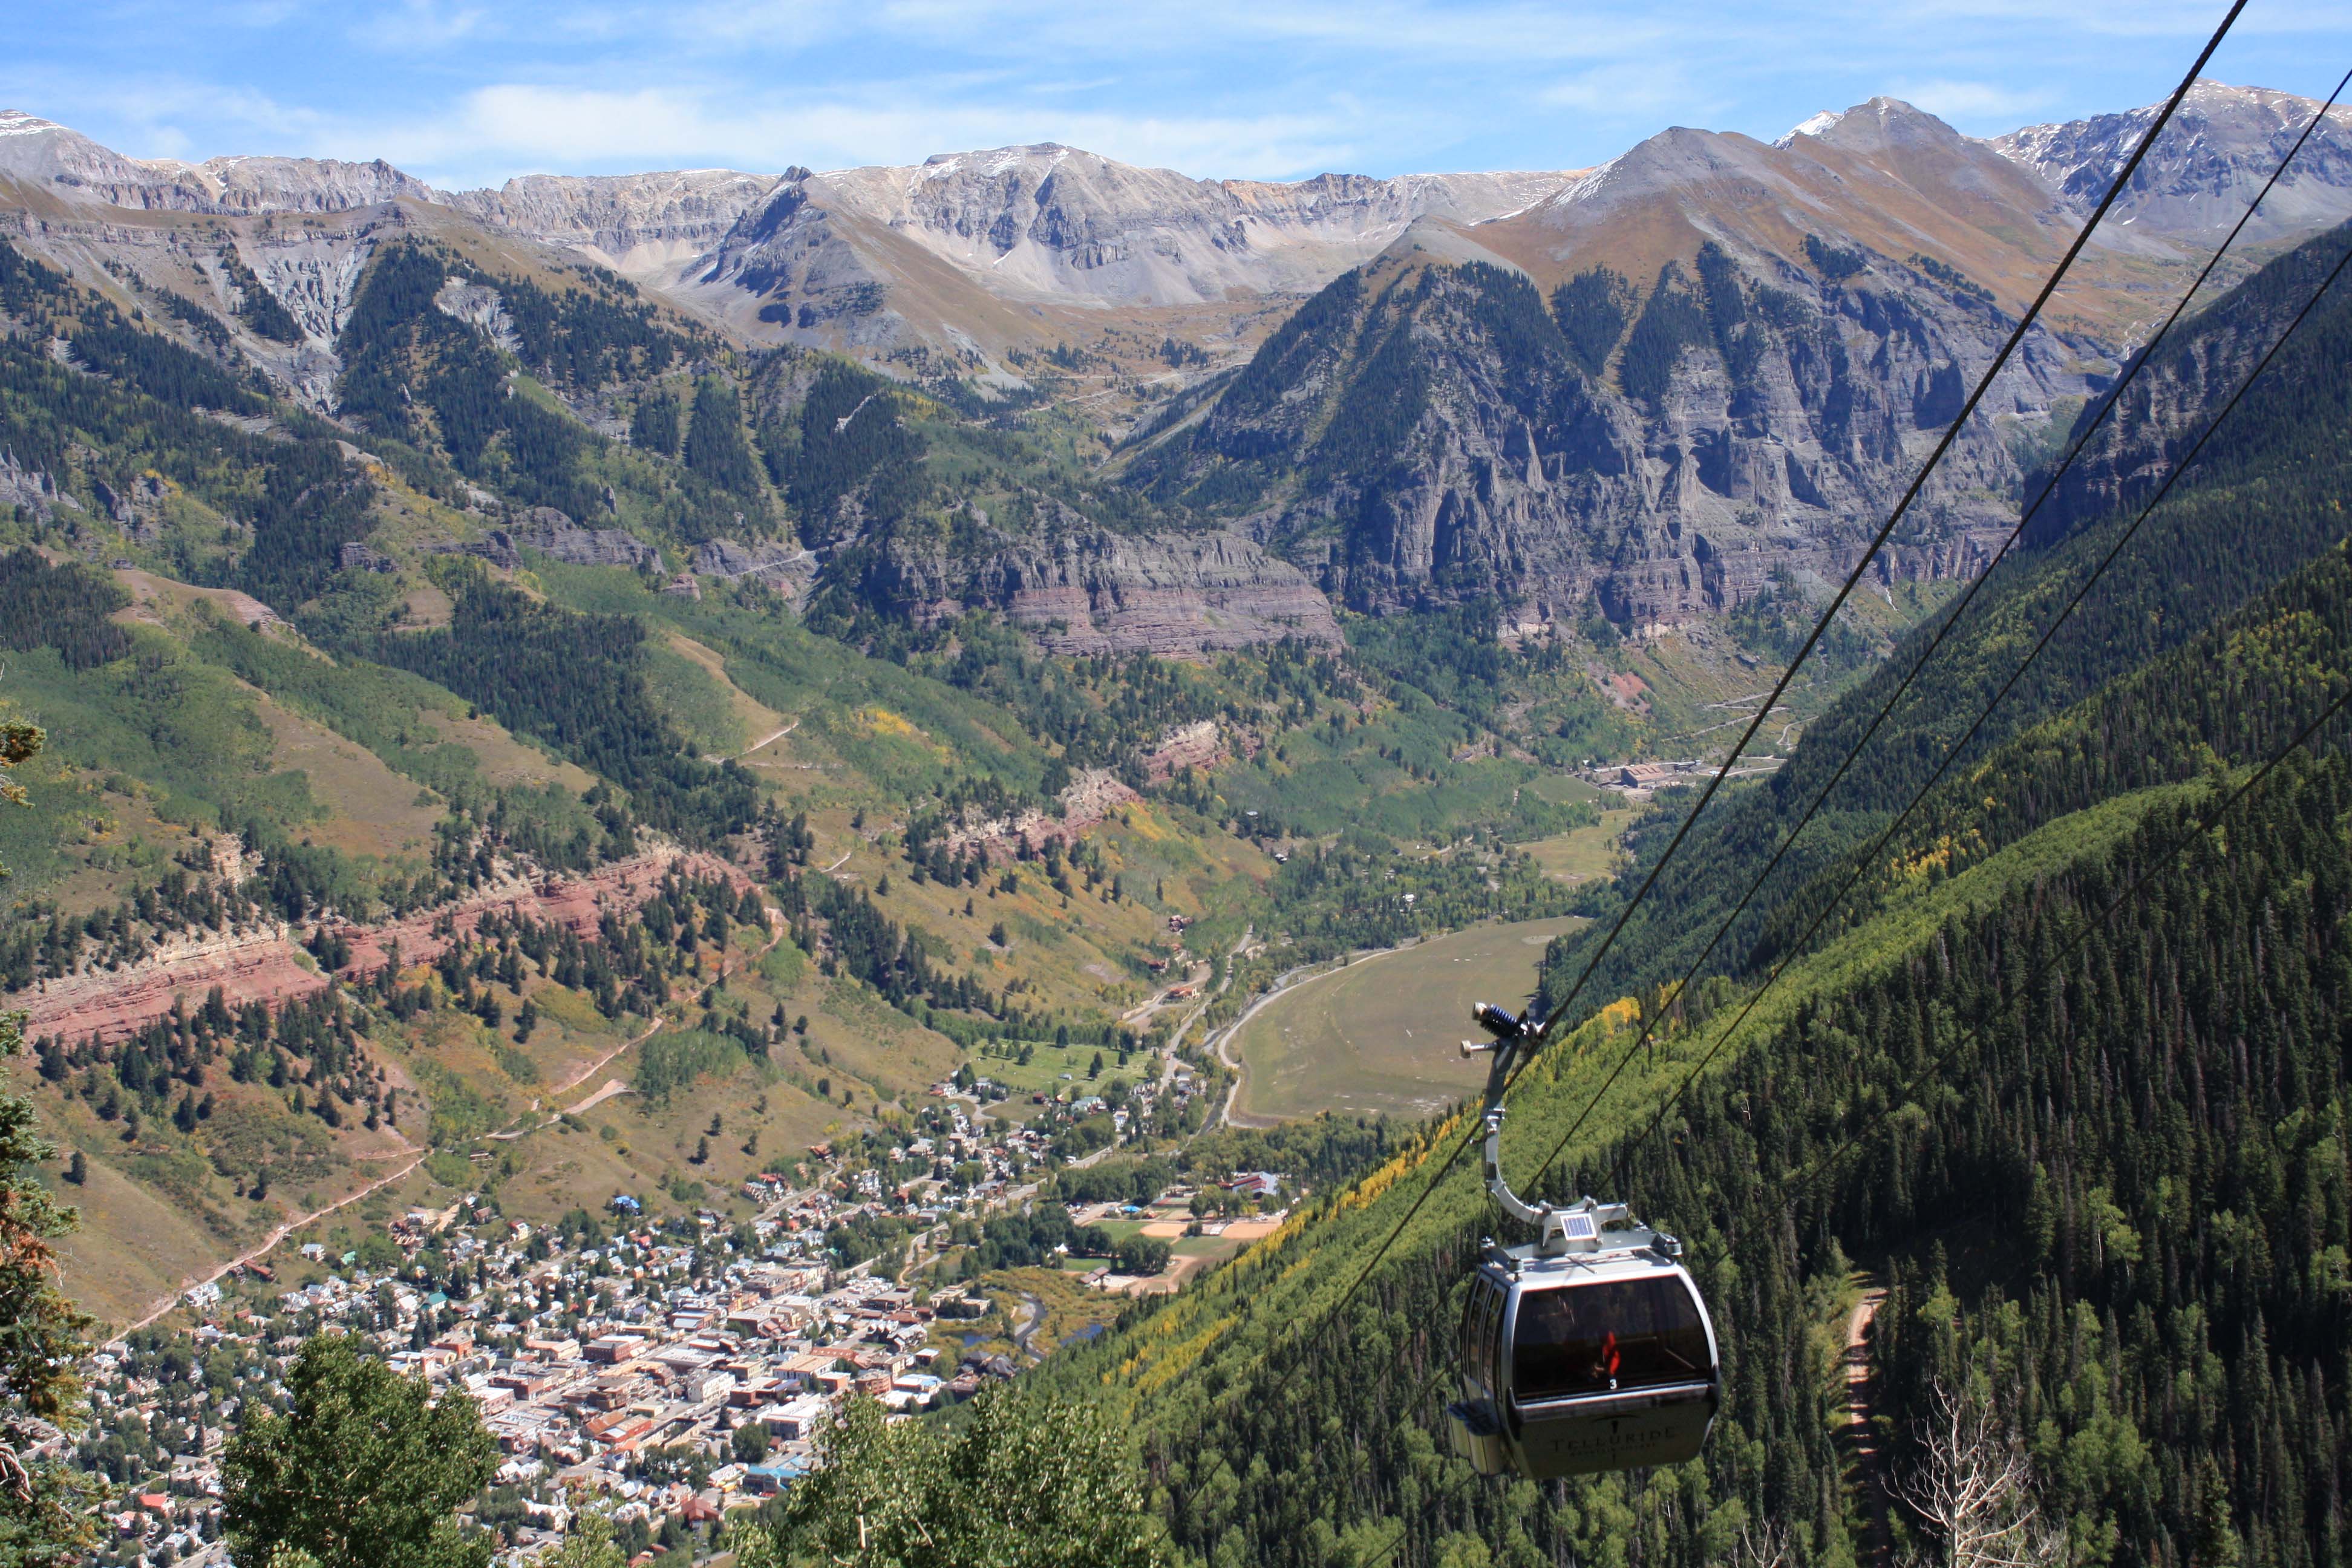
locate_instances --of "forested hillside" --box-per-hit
[5,85,2351,1568]
[1039,229,2352,1568]
[1043,554,2352,1568]
[0,224,1658,1340]
[1543,218,2352,1016]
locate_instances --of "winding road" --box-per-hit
[1209,939,1420,1128]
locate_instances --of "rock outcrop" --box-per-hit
[1141,720,1226,781]
[0,111,431,214]
[691,537,816,593]
[860,509,1342,655]
[0,449,64,517]
[440,509,662,570]
[17,852,746,1046]
[1992,80,2352,251]
[441,169,782,278]
[939,768,1140,857]
[512,508,662,569]
[433,276,520,353]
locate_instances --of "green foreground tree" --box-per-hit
[745,1388,1167,1567]
[0,712,95,1568]
[541,1507,626,1568]
[221,1333,498,1568]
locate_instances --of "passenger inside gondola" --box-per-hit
[1512,1276,1710,1400]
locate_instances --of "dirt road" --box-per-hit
[111,1146,425,1342]
[1840,1280,1893,1563]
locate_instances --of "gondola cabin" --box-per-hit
[1448,1205,1719,1479]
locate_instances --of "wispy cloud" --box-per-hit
[2,0,2347,187]
[301,82,1376,188]
[348,0,493,51]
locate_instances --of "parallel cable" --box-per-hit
[1205,203,2344,1551]
[1788,671,2352,1196]
[1525,59,2352,1200]
[1317,0,2229,1325]
[1153,4,2249,1531]
[1585,221,2352,1197]
[1309,0,2248,1333]
[1331,674,2352,1568]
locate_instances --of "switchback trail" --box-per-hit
[497,897,785,1136]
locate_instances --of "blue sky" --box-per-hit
[7,0,2348,190]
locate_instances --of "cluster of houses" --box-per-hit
[77,1061,1232,1566]
[82,1174,1027,1565]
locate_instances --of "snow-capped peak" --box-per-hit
[1775,111,1844,149]
[0,110,64,139]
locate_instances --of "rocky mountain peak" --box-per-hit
[1774,109,1847,148]
[1991,78,2352,246]
[1803,95,1976,156]
[791,146,1573,309]
[658,145,1581,357]
[0,109,433,214]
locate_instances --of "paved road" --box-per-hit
[1209,939,1422,1127]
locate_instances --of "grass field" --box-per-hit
[1521,809,1632,885]
[1228,913,1587,1122]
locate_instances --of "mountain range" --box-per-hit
[8,66,2352,1568]
[2,81,2349,640]
[9,80,2350,349]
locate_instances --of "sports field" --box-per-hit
[1227,915,1586,1122]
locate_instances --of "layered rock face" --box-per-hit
[675,150,1579,356]
[860,508,1342,655]
[16,850,742,1045]
[808,146,1574,306]
[512,509,663,568]
[449,509,663,570]
[0,111,431,213]
[442,169,784,276]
